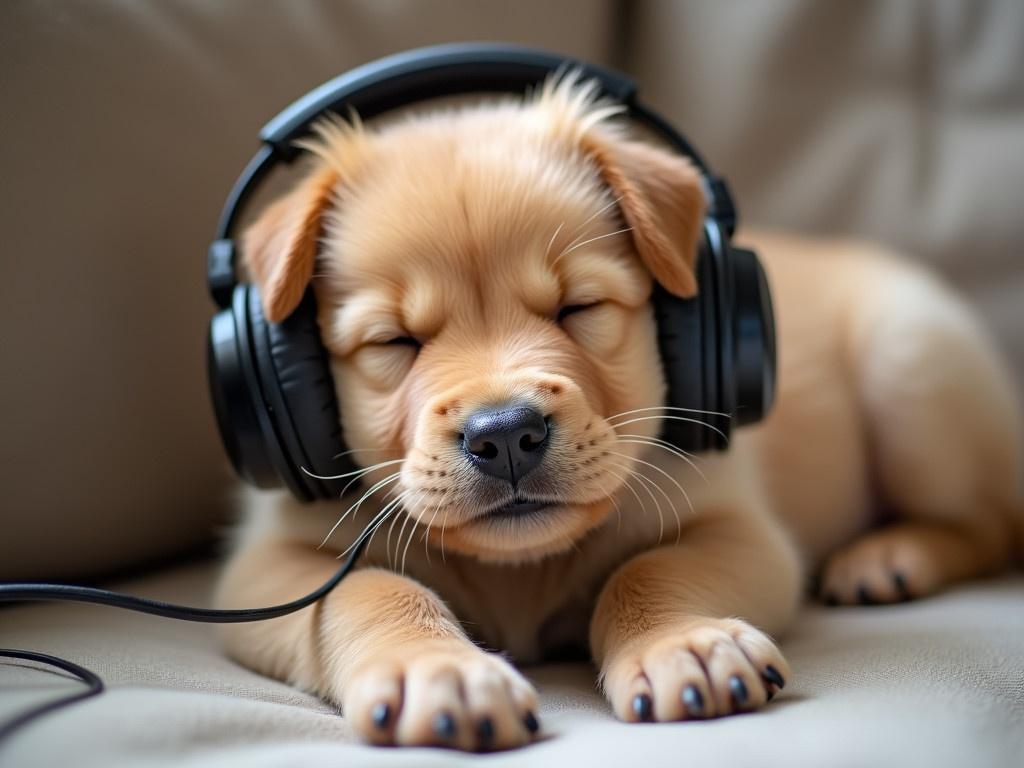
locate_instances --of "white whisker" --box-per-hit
[393,508,413,571]
[334,458,406,505]
[343,490,415,559]
[612,461,666,542]
[617,432,705,462]
[301,457,405,482]
[614,462,671,543]
[616,436,709,484]
[385,505,404,570]
[554,226,633,264]
[317,471,402,549]
[440,514,448,564]
[336,504,395,559]
[400,507,422,576]
[421,500,443,566]
[559,194,624,254]
[611,414,730,444]
[607,489,623,533]
[605,464,651,524]
[543,221,565,261]
[630,466,683,543]
[366,491,414,555]
[606,405,732,422]
[331,447,390,460]
[610,450,694,534]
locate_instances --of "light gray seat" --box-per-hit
[2,562,1023,767]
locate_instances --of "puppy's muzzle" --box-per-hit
[461,403,549,486]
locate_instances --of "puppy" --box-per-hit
[215,75,1024,751]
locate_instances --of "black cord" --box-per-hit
[0,506,383,742]
[0,650,103,742]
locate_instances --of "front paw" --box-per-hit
[602,618,789,722]
[343,639,540,751]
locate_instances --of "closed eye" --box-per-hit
[383,336,422,349]
[556,302,602,323]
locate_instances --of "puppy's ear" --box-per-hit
[583,134,706,298]
[242,164,339,323]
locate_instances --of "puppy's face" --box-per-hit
[244,79,706,563]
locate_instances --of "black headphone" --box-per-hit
[206,42,776,503]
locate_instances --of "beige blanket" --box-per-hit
[2,562,1022,767]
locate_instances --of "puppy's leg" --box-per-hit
[591,510,802,721]
[215,536,538,750]
[821,265,1024,605]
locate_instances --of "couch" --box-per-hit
[2,2,1022,766]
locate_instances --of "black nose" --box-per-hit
[461,404,550,485]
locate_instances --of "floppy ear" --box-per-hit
[582,133,707,298]
[242,164,339,323]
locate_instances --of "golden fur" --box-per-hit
[215,76,1024,751]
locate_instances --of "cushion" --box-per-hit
[2,561,1022,767]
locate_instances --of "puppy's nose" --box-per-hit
[461,404,549,485]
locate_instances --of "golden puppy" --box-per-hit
[215,76,1024,751]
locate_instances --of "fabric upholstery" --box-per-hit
[2,561,1023,767]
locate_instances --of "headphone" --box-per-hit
[206,42,777,503]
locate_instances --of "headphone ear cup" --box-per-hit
[651,237,728,453]
[207,285,295,492]
[247,286,355,500]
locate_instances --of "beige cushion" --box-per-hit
[0,1,615,580]
[2,561,1023,766]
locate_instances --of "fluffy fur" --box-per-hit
[215,75,1024,751]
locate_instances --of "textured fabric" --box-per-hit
[2,561,1023,767]
[0,0,615,580]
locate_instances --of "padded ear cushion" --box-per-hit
[247,286,354,500]
[207,291,283,490]
[651,234,730,452]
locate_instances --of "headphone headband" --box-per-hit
[207,42,737,308]
[261,43,639,158]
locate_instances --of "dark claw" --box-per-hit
[729,676,749,707]
[767,689,775,701]
[476,717,494,748]
[856,585,875,605]
[523,711,540,734]
[681,684,704,716]
[893,572,911,601]
[371,702,391,729]
[763,665,786,689]
[823,592,840,606]
[433,711,456,740]
[632,693,654,721]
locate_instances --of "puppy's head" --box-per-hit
[244,76,706,563]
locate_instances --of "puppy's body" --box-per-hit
[216,81,1023,750]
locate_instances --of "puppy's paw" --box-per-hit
[602,618,789,722]
[344,640,539,751]
[820,527,941,605]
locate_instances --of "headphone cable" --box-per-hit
[0,506,382,742]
